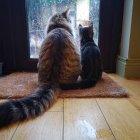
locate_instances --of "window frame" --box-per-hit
[0,0,124,74]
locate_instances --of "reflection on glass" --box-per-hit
[26,0,100,58]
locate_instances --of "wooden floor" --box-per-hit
[0,74,140,140]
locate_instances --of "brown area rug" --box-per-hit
[0,72,129,99]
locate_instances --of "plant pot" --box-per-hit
[0,62,3,76]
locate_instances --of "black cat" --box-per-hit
[79,23,102,83]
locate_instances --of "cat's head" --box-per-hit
[78,23,94,43]
[46,8,72,34]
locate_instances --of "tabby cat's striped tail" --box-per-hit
[0,85,58,128]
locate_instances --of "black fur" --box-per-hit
[79,24,102,83]
[60,79,96,90]
[60,24,102,90]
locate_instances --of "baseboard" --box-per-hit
[116,56,140,78]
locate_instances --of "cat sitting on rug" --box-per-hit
[78,23,103,83]
[0,9,96,128]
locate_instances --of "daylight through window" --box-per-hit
[26,0,100,58]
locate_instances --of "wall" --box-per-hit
[117,0,140,78]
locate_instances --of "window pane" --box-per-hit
[26,0,100,58]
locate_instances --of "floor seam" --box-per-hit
[95,99,116,140]
[10,123,20,140]
[62,99,64,140]
[128,99,140,111]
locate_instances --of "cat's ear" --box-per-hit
[78,24,83,31]
[78,24,83,29]
[62,8,70,19]
[89,22,93,38]
[78,24,83,38]
[89,22,93,31]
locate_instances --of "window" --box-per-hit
[26,0,100,58]
[0,0,124,74]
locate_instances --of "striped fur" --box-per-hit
[0,10,96,128]
[0,9,81,128]
[0,85,58,128]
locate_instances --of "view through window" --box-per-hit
[26,0,100,58]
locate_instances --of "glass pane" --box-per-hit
[26,0,100,58]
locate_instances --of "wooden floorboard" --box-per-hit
[109,74,140,110]
[64,99,115,140]
[97,98,140,140]
[0,74,140,140]
[11,112,63,140]
[48,99,63,112]
[0,124,19,140]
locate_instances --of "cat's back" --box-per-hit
[38,28,81,84]
[82,42,101,58]
[47,28,71,40]
[40,28,77,52]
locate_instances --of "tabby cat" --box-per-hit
[79,23,102,82]
[0,9,95,128]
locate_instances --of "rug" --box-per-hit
[0,72,129,99]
